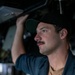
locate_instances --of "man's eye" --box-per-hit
[42,29,47,32]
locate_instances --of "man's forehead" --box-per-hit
[36,22,54,31]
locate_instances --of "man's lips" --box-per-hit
[37,41,45,46]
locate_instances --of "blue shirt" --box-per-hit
[15,50,75,75]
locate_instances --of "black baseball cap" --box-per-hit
[25,12,72,34]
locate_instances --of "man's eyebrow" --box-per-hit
[40,27,48,30]
[36,26,49,32]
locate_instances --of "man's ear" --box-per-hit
[59,28,68,39]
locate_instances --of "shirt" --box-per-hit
[15,50,75,75]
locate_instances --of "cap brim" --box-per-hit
[25,19,39,34]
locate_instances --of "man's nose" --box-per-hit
[34,33,41,42]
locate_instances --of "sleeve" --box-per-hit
[15,54,48,74]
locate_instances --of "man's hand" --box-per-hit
[16,15,29,28]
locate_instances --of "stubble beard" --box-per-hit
[39,47,54,55]
[39,43,61,55]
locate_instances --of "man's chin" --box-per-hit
[40,49,53,55]
[39,50,47,55]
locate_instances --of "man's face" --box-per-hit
[34,22,62,55]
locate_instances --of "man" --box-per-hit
[11,12,75,75]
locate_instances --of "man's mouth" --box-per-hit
[37,41,45,46]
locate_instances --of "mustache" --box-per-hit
[37,41,45,44]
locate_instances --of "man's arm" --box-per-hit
[11,15,29,64]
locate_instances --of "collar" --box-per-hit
[62,50,75,75]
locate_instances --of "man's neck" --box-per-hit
[47,43,69,71]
